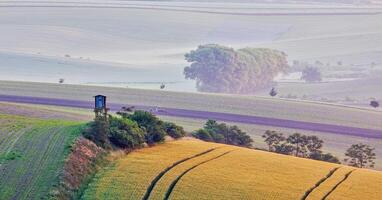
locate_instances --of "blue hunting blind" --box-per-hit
[95,95,106,109]
[94,95,108,119]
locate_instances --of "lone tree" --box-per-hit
[269,87,277,97]
[370,100,379,108]
[301,66,322,82]
[344,143,376,168]
[59,78,65,84]
[184,44,288,94]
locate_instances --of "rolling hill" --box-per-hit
[0,81,381,170]
[1,1,382,90]
[82,139,382,200]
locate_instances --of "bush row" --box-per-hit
[83,110,186,149]
[192,120,253,148]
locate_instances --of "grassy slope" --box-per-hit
[0,114,83,199]
[1,81,382,131]
[82,140,382,200]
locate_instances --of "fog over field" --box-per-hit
[0,0,382,99]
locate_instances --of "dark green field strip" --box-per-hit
[0,123,81,200]
[0,123,29,153]
[301,167,341,200]
[18,126,69,199]
[322,169,356,200]
[164,150,235,200]
[142,147,221,200]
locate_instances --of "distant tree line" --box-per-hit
[184,44,289,94]
[262,130,376,168]
[262,131,340,163]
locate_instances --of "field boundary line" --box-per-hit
[322,169,356,200]
[300,167,341,200]
[164,150,235,200]
[142,147,221,200]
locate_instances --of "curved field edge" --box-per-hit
[82,140,382,200]
[0,114,84,200]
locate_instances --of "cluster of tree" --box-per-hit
[262,131,340,163]
[344,143,376,168]
[263,130,377,168]
[83,109,186,149]
[192,120,253,147]
[301,66,322,82]
[184,44,289,94]
[290,60,323,82]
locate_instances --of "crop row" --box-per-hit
[82,140,223,199]
[148,147,235,200]
[0,114,82,199]
[82,140,382,200]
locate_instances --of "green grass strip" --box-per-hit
[142,147,220,200]
[322,169,356,200]
[164,150,234,200]
[300,167,341,200]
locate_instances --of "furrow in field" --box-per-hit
[143,147,221,200]
[6,125,55,200]
[304,167,353,200]
[164,150,234,200]
[82,140,223,200]
[322,169,356,200]
[301,167,341,200]
[19,126,66,199]
[323,169,382,200]
[0,118,81,200]
[148,147,235,200]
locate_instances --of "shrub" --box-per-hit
[83,116,110,149]
[163,122,186,139]
[309,152,340,164]
[192,129,213,142]
[193,120,253,147]
[128,111,166,144]
[109,117,145,149]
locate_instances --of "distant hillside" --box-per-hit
[82,139,382,199]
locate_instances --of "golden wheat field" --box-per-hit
[82,139,382,200]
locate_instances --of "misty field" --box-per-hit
[0,114,82,199]
[1,81,382,131]
[82,140,382,200]
[0,1,381,87]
